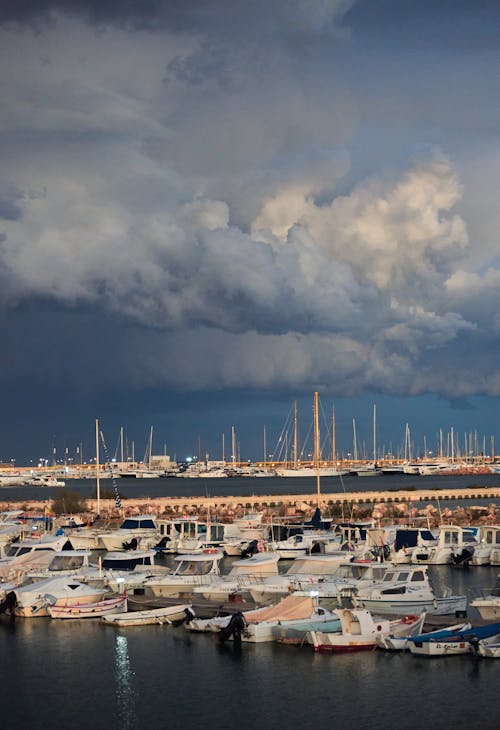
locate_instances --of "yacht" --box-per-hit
[98,515,159,552]
[352,565,467,615]
[143,550,224,598]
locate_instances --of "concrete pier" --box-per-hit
[82,485,500,514]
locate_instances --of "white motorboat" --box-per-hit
[101,550,157,571]
[12,576,109,617]
[193,551,280,602]
[471,525,500,566]
[268,532,316,559]
[101,604,193,627]
[247,554,373,605]
[98,515,159,551]
[0,534,74,581]
[411,525,479,566]
[408,621,500,657]
[470,573,500,620]
[144,550,224,598]
[26,476,66,487]
[307,608,394,652]
[352,565,467,615]
[25,550,94,579]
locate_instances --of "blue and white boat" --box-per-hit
[409,621,500,656]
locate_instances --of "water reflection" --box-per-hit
[114,634,137,729]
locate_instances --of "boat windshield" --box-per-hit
[49,555,85,571]
[410,571,426,582]
[176,560,213,576]
[5,545,32,557]
[120,519,156,530]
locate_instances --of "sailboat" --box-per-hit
[275,395,347,477]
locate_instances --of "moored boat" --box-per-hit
[408,621,500,656]
[101,604,193,627]
[49,593,127,619]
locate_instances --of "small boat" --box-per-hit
[307,609,420,653]
[470,573,500,620]
[272,614,341,645]
[101,604,193,627]
[375,612,427,651]
[476,641,500,658]
[186,594,334,643]
[48,593,127,619]
[408,621,500,656]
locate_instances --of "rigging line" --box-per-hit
[99,430,121,504]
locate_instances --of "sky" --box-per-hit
[1,0,500,466]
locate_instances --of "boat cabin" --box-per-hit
[173,552,223,576]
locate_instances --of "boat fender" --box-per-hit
[203,548,219,554]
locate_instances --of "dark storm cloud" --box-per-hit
[1,0,500,458]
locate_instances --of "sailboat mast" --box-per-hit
[314,391,320,508]
[293,400,298,468]
[373,403,377,464]
[95,418,100,516]
[331,406,336,466]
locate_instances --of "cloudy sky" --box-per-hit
[1,0,500,465]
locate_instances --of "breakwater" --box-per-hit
[3,484,499,518]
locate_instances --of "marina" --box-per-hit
[0,475,498,729]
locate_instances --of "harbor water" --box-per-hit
[0,563,499,730]
[1,472,500,503]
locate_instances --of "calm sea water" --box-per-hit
[1,472,500,503]
[0,564,499,730]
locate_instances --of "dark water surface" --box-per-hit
[0,564,499,730]
[1,472,500,503]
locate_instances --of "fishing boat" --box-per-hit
[48,593,127,619]
[408,621,500,656]
[306,608,396,652]
[272,612,341,645]
[375,612,427,651]
[101,604,193,627]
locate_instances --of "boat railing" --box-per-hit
[236,575,269,588]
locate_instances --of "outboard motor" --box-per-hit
[0,591,17,616]
[218,612,246,643]
[180,607,196,625]
[154,536,171,553]
[241,540,259,558]
[122,537,138,551]
[451,547,474,567]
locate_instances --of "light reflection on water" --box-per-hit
[114,634,137,730]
